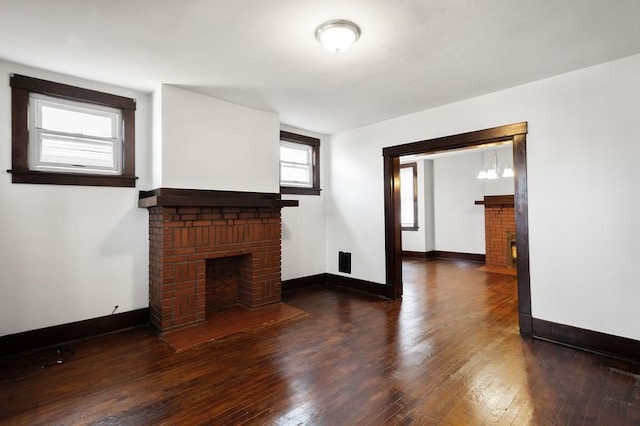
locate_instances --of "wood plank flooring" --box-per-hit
[1,258,639,425]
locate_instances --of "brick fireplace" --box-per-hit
[139,188,297,333]
[478,195,516,268]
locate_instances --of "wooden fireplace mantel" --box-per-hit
[474,195,515,207]
[138,187,299,209]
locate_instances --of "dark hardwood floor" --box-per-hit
[1,259,639,424]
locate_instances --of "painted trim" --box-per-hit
[428,251,486,262]
[402,251,486,262]
[384,155,403,298]
[402,251,428,259]
[400,162,418,230]
[0,308,149,356]
[280,130,321,196]
[532,318,640,364]
[327,274,394,299]
[282,273,393,299]
[9,74,137,187]
[138,187,298,208]
[282,274,328,292]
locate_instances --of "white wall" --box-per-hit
[433,153,485,253]
[402,159,435,252]
[157,87,325,280]
[327,54,640,341]
[403,146,513,254]
[423,160,435,252]
[280,125,327,280]
[401,160,427,252]
[0,60,152,336]
[158,85,280,192]
[482,146,515,196]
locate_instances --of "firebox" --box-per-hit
[507,231,517,266]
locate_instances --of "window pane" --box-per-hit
[40,104,115,138]
[280,144,310,164]
[281,163,312,186]
[40,135,115,169]
[400,166,415,226]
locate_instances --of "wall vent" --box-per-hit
[338,251,351,274]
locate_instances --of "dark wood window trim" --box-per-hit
[400,162,419,231]
[8,74,137,187]
[279,130,320,196]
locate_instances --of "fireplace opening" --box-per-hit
[507,231,517,266]
[205,255,252,313]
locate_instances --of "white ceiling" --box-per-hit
[1,0,639,135]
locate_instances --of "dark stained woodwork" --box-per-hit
[282,273,393,299]
[0,309,148,357]
[382,122,528,157]
[2,259,638,424]
[400,162,419,231]
[513,133,532,337]
[403,251,486,261]
[9,74,138,187]
[122,108,136,177]
[280,130,320,147]
[138,187,298,208]
[474,195,515,206]
[10,87,29,172]
[279,130,321,196]
[383,122,530,335]
[10,74,136,110]
[402,250,428,259]
[281,273,327,292]
[532,318,640,364]
[384,155,403,299]
[327,273,395,299]
[427,250,486,263]
[8,171,138,187]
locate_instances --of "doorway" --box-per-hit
[382,122,532,336]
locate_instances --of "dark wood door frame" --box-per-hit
[382,122,532,336]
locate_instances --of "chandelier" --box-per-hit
[477,152,514,180]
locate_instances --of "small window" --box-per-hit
[9,74,137,187]
[280,131,320,195]
[400,163,418,230]
[30,94,122,175]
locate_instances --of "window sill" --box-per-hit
[280,186,321,196]
[8,170,137,187]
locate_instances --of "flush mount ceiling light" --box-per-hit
[315,19,361,53]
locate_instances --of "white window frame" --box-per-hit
[28,93,123,175]
[280,140,314,188]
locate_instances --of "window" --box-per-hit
[9,74,137,187]
[400,162,418,230]
[280,130,320,195]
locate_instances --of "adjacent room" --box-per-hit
[1,1,639,424]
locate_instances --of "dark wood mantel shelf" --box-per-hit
[474,195,515,207]
[138,188,299,209]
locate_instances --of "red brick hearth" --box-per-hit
[478,195,516,268]
[139,188,297,333]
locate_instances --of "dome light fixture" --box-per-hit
[315,19,361,53]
